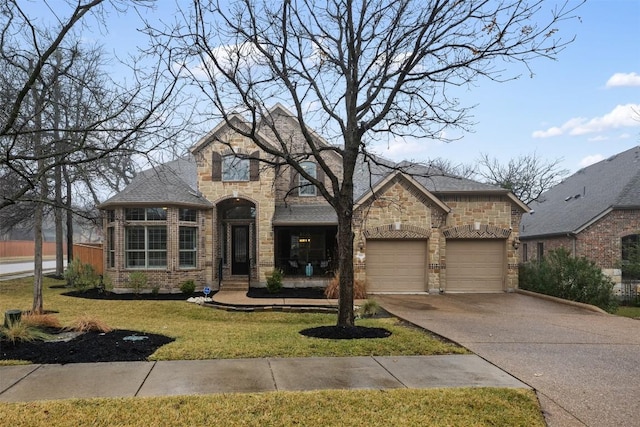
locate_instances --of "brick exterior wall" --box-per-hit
[521,209,640,285]
[103,207,208,293]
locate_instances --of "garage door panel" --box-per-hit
[447,240,504,292]
[366,240,427,292]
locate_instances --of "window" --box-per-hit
[106,210,115,223]
[622,234,640,279]
[299,161,316,196]
[522,243,528,262]
[179,208,197,222]
[536,242,544,260]
[222,155,250,181]
[125,207,167,221]
[179,227,197,268]
[107,227,115,268]
[125,226,167,268]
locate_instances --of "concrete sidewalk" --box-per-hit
[0,355,527,402]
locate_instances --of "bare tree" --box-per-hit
[158,0,583,327]
[476,152,568,204]
[0,0,188,313]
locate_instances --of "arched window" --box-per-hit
[299,161,316,196]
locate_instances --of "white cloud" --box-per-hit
[370,136,433,162]
[532,104,640,138]
[579,154,604,168]
[587,135,609,142]
[606,72,640,88]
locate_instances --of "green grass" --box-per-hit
[0,276,466,364]
[615,305,640,319]
[0,276,544,425]
[0,388,545,427]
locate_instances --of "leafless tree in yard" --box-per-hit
[152,0,584,327]
[0,0,189,313]
[476,152,568,204]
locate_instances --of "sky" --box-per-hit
[369,0,640,174]
[33,0,640,175]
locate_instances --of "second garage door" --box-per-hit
[446,240,505,292]
[366,240,427,292]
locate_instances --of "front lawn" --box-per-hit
[0,388,545,427]
[1,276,466,364]
[615,305,640,319]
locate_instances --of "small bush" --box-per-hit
[180,280,196,294]
[22,313,62,330]
[266,269,284,294]
[519,248,618,313]
[358,299,380,318]
[64,258,100,292]
[129,271,148,295]
[65,315,112,333]
[1,322,52,344]
[324,272,367,299]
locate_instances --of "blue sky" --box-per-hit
[375,0,640,174]
[34,0,640,174]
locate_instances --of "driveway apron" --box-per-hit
[376,293,640,427]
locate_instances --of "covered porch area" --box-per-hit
[272,205,338,279]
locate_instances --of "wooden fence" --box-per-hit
[0,241,62,258]
[72,243,104,275]
[0,240,103,275]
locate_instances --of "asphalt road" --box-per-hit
[376,293,640,427]
[0,260,61,280]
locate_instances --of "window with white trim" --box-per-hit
[299,161,317,196]
[125,226,167,268]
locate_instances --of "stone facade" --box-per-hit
[353,175,524,292]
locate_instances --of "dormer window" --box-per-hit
[299,161,317,196]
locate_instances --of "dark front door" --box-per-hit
[232,225,249,275]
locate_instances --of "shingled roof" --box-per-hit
[520,145,640,238]
[99,156,212,208]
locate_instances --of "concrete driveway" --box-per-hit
[376,293,640,427]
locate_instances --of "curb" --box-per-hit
[515,289,609,315]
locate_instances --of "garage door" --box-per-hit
[366,240,427,292]
[446,240,504,292]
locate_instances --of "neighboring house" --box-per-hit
[99,105,528,294]
[520,145,640,291]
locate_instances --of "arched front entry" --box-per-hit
[217,198,256,278]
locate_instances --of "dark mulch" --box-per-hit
[59,286,205,301]
[0,329,174,364]
[300,325,392,339]
[246,287,326,299]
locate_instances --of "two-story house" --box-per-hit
[99,105,528,294]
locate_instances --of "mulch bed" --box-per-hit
[246,287,327,299]
[0,329,174,364]
[300,325,392,339]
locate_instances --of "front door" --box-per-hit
[231,225,249,275]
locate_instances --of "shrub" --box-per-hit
[65,315,112,333]
[64,258,99,292]
[22,313,62,330]
[0,321,52,344]
[180,280,196,294]
[266,269,284,294]
[357,299,380,318]
[324,272,367,299]
[519,248,618,313]
[129,271,148,295]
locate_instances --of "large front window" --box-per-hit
[125,226,167,268]
[223,155,250,181]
